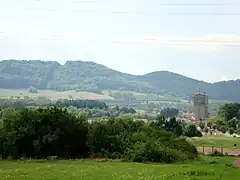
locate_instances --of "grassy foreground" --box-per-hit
[0,157,239,180]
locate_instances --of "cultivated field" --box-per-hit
[0,157,239,180]
[0,89,114,100]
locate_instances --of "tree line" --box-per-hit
[55,99,108,109]
[209,103,240,135]
[0,99,137,118]
[0,99,108,109]
[0,107,198,163]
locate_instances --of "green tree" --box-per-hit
[163,117,183,136]
[204,127,209,133]
[228,128,235,135]
[0,107,89,158]
[219,103,240,121]
[160,107,179,118]
[184,125,202,137]
[199,122,205,130]
[237,109,240,119]
[207,122,212,128]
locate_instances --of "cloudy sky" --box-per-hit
[0,0,240,82]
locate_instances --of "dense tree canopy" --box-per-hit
[0,107,198,162]
[0,99,108,110]
[213,103,240,134]
[219,103,240,121]
[55,99,108,109]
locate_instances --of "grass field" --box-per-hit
[103,90,182,101]
[188,136,240,149]
[0,157,239,180]
[0,89,114,101]
[188,136,240,155]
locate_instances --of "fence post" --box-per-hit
[221,145,223,154]
[203,145,205,154]
[212,146,214,153]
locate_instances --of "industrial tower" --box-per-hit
[193,92,209,121]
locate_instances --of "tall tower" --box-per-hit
[193,92,209,121]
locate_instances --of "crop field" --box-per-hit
[0,89,114,101]
[0,157,239,180]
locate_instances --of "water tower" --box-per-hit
[193,92,209,121]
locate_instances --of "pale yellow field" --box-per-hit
[0,89,114,100]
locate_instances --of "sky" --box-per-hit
[0,0,240,83]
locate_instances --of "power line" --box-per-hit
[162,44,240,47]
[166,40,240,42]
[65,8,240,15]
[68,40,240,47]
[41,38,240,44]
[71,1,240,6]
[156,3,240,6]
[71,0,98,3]
[78,40,240,43]
[168,12,240,15]
[66,10,240,15]
[24,4,240,15]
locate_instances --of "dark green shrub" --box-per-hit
[210,150,224,157]
[184,125,203,137]
[228,128,235,135]
[199,122,205,130]
[123,137,197,163]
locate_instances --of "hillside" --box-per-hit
[0,60,239,101]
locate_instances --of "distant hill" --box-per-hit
[0,60,239,101]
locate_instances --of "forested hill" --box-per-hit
[0,60,239,101]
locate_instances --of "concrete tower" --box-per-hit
[193,92,209,121]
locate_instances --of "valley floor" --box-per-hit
[0,157,239,180]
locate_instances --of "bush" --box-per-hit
[210,150,224,157]
[123,140,194,163]
[123,127,198,163]
[218,126,227,133]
